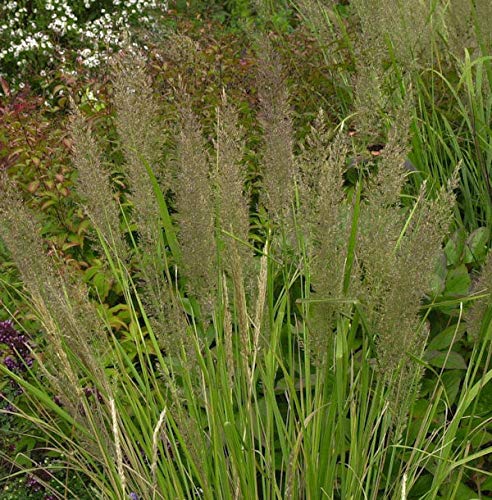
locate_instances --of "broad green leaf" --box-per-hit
[470,427,492,449]
[482,476,492,491]
[475,380,492,416]
[440,370,463,406]
[464,226,490,264]
[424,350,467,369]
[409,474,433,497]
[444,230,466,266]
[429,253,447,297]
[93,272,111,301]
[441,480,484,500]
[14,454,32,467]
[428,323,465,351]
[444,264,471,297]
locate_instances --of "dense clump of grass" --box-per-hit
[256,37,295,226]
[1,35,492,500]
[297,0,492,231]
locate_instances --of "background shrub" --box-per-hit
[0,0,168,88]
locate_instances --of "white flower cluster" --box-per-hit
[0,0,166,82]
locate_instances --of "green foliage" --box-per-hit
[172,0,293,31]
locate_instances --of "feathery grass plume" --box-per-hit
[373,176,456,430]
[297,111,352,363]
[349,0,388,131]
[112,48,163,250]
[256,36,295,225]
[357,106,411,325]
[0,179,110,379]
[295,0,343,63]
[221,274,235,389]
[351,63,389,141]
[28,296,82,415]
[350,0,441,140]
[295,0,333,42]
[214,94,251,268]
[474,0,492,57]
[466,251,492,341]
[350,0,400,140]
[444,0,475,58]
[69,105,128,262]
[33,273,111,423]
[350,0,386,63]
[0,176,57,312]
[356,105,410,373]
[214,94,256,350]
[141,268,192,364]
[351,0,438,69]
[0,178,112,431]
[357,104,457,427]
[297,110,346,253]
[111,49,191,359]
[174,92,217,312]
[160,33,204,89]
[0,181,78,408]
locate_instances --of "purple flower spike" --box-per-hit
[0,320,34,373]
[4,356,18,371]
[26,474,44,492]
[4,403,15,412]
[129,493,139,500]
[0,320,18,346]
